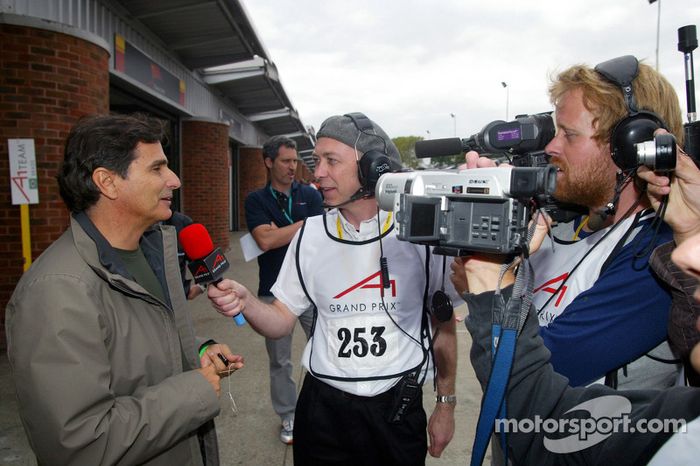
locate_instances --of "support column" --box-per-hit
[0,23,109,349]
[181,119,231,250]
[238,146,267,230]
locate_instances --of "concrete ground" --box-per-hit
[0,231,486,466]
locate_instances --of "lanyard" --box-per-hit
[336,212,393,239]
[572,215,590,240]
[269,186,294,224]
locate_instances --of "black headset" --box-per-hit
[594,55,668,171]
[344,112,395,196]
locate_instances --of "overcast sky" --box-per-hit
[241,0,699,141]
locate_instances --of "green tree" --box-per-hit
[392,136,463,170]
[392,136,422,169]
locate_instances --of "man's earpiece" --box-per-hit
[344,112,393,196]
[594,55,669,171]
[358,151,393,196]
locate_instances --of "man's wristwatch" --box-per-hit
[436,395,457,404]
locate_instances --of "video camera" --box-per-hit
[376,166,556,256]
[415,112,585,224]
[415,111,677,171]
[412,111,678,226]
[415,112,555,167]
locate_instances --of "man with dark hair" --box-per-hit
[6,113,243,465]
[244,134,323,444]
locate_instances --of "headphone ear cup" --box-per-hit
[610,112,665,170]
[359,151,393,195]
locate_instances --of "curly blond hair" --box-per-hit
[549,60,684,147]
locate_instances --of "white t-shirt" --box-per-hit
[271,208,457,396]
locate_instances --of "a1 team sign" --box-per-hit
[8,139,39,205]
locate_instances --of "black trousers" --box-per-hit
[293,373,427,466]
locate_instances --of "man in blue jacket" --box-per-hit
[456,141,700,465]
[460,56,684,389]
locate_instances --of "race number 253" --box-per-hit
[337,326,387,358]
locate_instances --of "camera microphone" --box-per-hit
[414,112,555,159]
[587,171,630,232]
[415,138,464,158]
[179,223,246,326]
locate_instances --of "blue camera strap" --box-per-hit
[470,226,537,466]
[470,300,517,466]
[492,323,509,457]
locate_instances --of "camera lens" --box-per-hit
[636,133,676,171]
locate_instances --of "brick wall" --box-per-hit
[238,147,267,230]
[0,24,109,349]
[298,163,315,182]
[181,120,231,250]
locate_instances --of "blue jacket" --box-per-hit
[245,181,323,296]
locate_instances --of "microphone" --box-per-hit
[415,138,464,158]
[179,223,246,326]
[587,209,610,232]
[322,188,368,209]
[415,113,555,159]
[587,199,618,232]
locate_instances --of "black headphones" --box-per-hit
[594,55,668,171]
[344,112,395,196]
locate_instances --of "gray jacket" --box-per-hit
[6,213,220,466]
[465,286,700,465]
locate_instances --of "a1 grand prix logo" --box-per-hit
[534,272,568,307]
[334,270,396,299]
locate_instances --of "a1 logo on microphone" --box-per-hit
[187,247,230,284]
[179,222,246,326]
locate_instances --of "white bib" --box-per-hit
[292,211,435,396]
[531,212,646,326]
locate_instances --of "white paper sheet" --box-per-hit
[239,232,264,262]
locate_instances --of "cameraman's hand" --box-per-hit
[465,151,499,169]
[449,258,468,296]
[637,130,700,245]
[455,212,550,295]
[461,254,514,295]
[528,210,551,255]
